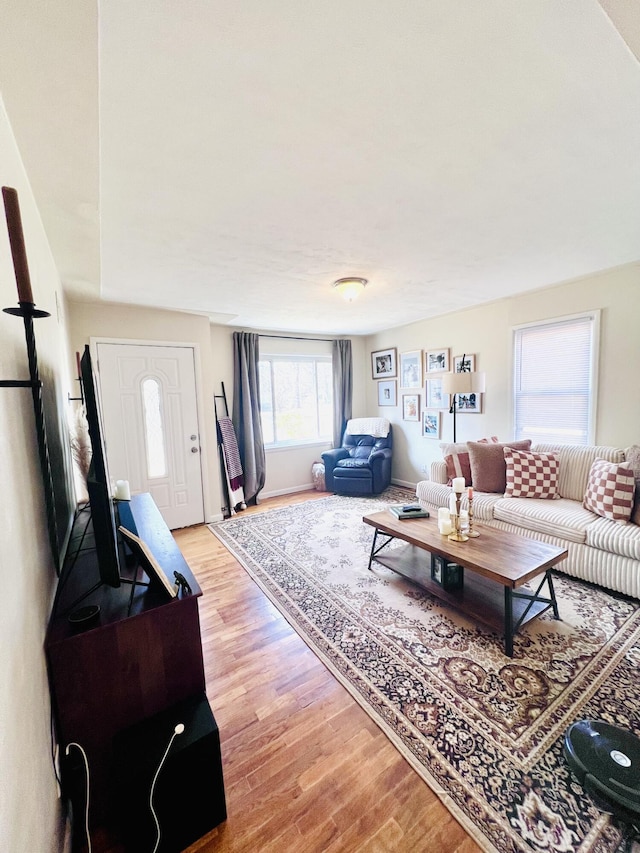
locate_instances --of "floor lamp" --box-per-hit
[441,369,486,442]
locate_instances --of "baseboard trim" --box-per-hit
[238,480,415,503]
[261,481,415,500]
[261,483,316,499]
[392,478,418,491]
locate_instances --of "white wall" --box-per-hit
[364,264,640,488]
[0,96,70,853]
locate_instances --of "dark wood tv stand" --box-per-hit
[45,493,211,834]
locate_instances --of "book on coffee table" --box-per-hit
[388,504,430,520]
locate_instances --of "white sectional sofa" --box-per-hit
[415,442,640,600]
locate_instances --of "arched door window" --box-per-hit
[142,378,167,478]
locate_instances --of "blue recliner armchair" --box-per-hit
[322,419,393,496]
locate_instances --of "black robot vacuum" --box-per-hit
[564,720,640,821]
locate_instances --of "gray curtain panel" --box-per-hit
[332,339,353,448]
[232,331,266,503]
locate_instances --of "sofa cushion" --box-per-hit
[583,459,635,523]
[532,444,625,502]
[493,497,597,544]
[440,436,499,486]
[624,444,640,525]
[467,440,532,493]
[584,514,640,561]
[416,479,451,510]
[336,458,372,470]
[504,447,560,499]
[416,479,452,513]
[464,491,505,522]
[415,480,502,522]
[440,443,473,485]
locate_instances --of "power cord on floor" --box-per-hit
[50,709,62,789]
[150,723,185,853]
[65,742,92,853]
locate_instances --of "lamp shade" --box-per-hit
[441,371,486,396]
[332,277,368,302]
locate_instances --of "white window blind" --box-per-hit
[513,313,598,445]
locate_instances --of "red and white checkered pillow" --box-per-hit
[504,447,560,499]
[583,459,635,522]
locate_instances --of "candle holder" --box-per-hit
[1,186,60,572]
[467,492,480,538]
[448,491,468,542]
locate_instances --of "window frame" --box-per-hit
[512,310,600,446]
[259,352,334,450]
[141,376,168,479]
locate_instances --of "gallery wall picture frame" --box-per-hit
[402,394,420,421]
[455,392,482,414]
[399,350,422,389]
[378,380,397,406]
[371,347,397,379]
[425,348,450,374]
[454,353,475,373]
[422,409,441,439]
[425,378,450,410]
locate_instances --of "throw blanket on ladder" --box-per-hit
[217,416,246,512]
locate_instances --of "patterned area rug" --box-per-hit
[209,490,640,853]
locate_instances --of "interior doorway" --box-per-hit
[93,340,205,529]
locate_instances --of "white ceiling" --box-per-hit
[1,1,640,335]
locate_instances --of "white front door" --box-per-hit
[95,342,204,529]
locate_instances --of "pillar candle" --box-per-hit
[449,493,457,515]
[115,479,131,501]
[452,477,465,493]
[437,507,451,522]
[2,187,34,304]
[438,518,453,535]
[459,509,469,531]
[468,486,473,500]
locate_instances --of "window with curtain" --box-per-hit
[513,312,599,445]
[258,355,333,448]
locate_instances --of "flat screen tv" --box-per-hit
[80,346,121,588]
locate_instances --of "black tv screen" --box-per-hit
[80,346,121,588]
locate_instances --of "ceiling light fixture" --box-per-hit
[332,277,368,302]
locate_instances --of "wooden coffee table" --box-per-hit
[363,511,568,657]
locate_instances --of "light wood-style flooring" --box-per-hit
[176,491,481,853]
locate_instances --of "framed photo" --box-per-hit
[454,353,475,373]
[399,350,422,389]
[118,525,177,598]
[378,380,397,406]
[425,348,450,374]
[402,394,420,421]
[371,348,397,379]
[455,392,482,414]
[431,554,464,590]
[432,555,443,584]
[422,409,441,439]
[425,378,449,410]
